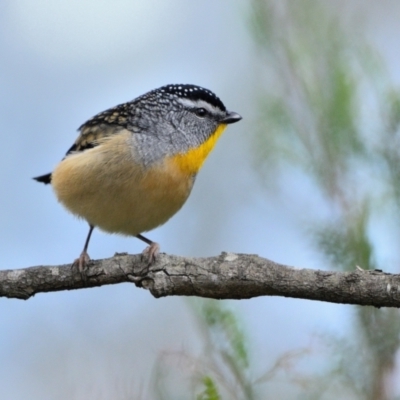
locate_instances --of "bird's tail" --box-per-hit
[33,173,52,184]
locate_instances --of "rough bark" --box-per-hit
[1,252,399,307]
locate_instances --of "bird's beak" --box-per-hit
[220,111,242,124]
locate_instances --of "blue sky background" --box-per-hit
[1,1,400,398]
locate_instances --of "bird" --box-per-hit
[34,84,242,271]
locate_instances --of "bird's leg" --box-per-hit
[137,233,160,266]
[73,224,94,272]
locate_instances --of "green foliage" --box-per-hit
[197,376,221,400]
[380,90,400,210]
[315,202,374,271]
[250,0,373,200]
[192,300,254,400]
[249,0,400,399]
[152,300,260,400]
[200,300,249,370]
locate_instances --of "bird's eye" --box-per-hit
[194,108,207,118]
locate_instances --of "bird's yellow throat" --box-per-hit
[170,123,227,175]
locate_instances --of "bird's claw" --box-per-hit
[139,242,160,275]
[72,251,91,277]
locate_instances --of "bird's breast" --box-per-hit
[51,130,194,235]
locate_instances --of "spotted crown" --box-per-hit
[151,84,227,112]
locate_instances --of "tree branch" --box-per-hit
[1,252,399,307]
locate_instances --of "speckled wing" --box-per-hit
[33,102,135,184]
[66,102,133,155]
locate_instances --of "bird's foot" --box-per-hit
[72,251,91,274]
[140,242,160,271]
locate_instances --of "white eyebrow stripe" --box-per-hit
[177,98,220,114]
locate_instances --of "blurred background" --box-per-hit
[2,0,400,398]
